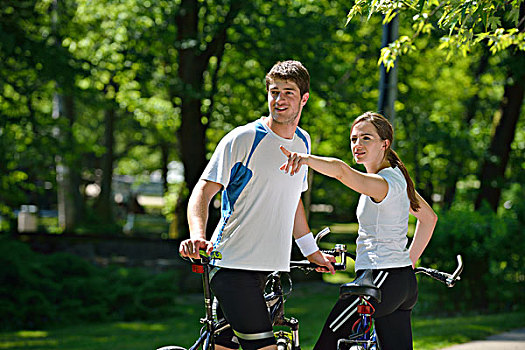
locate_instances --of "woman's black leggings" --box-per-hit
[314,266,418,350]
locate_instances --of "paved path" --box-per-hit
[440,328,525,349]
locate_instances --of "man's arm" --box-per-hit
[292,198,311,240]
[293,199,336,274]
[179,179,222,259]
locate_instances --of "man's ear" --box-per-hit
[301,92,309,106]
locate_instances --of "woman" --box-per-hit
[280,112,437,350]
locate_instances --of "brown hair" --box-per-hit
[352,112,421,211]
[265,60,310,97]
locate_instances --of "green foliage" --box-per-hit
[1,0,523,244]
[348,0,525,69]
[310,175,359,222]
[73,204,123,235]
[0,237,183,330]
[419,206,524,314]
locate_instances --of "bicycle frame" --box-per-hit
[265,271,300,349]
[159,262,316,350]
[188,255,219,350]
[158,227,348,350]
[337,297,378,350]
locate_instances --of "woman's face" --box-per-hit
[350,121,387,165]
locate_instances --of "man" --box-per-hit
[179,60,335,350]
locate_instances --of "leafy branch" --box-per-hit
[347,0,525,70]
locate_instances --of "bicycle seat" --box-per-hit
[339,269,382,303]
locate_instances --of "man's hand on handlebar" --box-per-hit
[179,238,214,259]
[307,250,336,275]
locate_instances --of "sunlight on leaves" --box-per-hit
[114,322,167,332]
[15,331,48,338]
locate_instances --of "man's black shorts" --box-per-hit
[210,268,276,349]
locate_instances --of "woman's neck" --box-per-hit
[365,159,391,174]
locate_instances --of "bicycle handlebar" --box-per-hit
[414,255,463,287]
[180,228,463,288]
[289,246,351,271]
[184,248,351,271]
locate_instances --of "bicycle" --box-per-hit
[157,227,347,350]
[336,255,464,350]
[157,227,463,350]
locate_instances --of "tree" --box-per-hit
[474,3,525,211]
[51,0,85,231]
[475,49,524,211]
[172,0,245,236]
[3,0,521,236]
[200,0,385,222]
[0,0,79,228]
[347,0,525,212]
[347,1,525,70]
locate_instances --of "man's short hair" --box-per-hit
[265,60,310,96]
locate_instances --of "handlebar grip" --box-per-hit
[179,250,210,265]
[414,267,455,287]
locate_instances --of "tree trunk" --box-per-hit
[475,3,525,211]
[475,63,524,211]
[160,141,170,194]
[443,51,490,210]
[52,0,82,232]
[63,95,85,226]
[54,94,81,232]
[96,107,116,225]
[378,14,399,123]
[173,0,244,238]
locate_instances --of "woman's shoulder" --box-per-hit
[378,166,406,191]
[378,166,403,177]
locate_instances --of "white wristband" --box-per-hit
[295,232,319,257]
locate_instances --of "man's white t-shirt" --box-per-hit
[201,118,310,272]
[355,166,413,270]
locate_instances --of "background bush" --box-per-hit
[418,203,525,314]
[0,237,184,330]
[1,201,523,330]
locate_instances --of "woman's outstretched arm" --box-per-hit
[280,146,388,201]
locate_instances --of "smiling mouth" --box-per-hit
[275,106,287,112]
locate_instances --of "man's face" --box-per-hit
[267,79,309,125]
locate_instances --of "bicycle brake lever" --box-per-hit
[446,255,464,287]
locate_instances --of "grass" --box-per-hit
[0,292,204,350]
[1,281,524,350]
[413,312,525,349]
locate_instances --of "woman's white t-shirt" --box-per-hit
[355,166,412,270]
